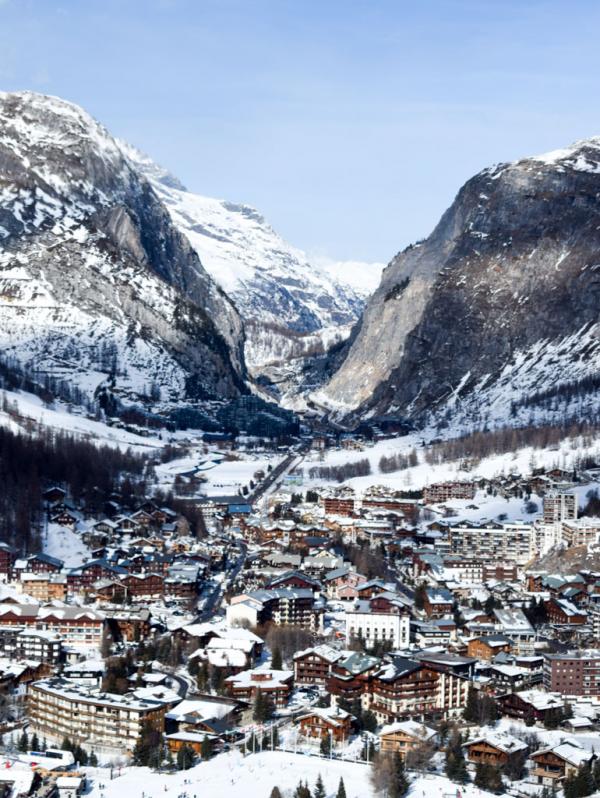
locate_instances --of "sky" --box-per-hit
[1,0,600,264]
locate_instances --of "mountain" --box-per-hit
[0,91,246,407]
[316,137,600,429]
[120,144,382,379]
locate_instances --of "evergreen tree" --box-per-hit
[391,751,409,798]
[89,751,98,767]
[463,686,479,722]
[269,789,283,798]
[314,774,326,798]
[445,730,469,784]
[17,731,28,753]
[30,732,40,752]
[200,735,213,760]
[320,734,332,756]
[414,582,426,611]
[271,647,283,670]
[133,720,162,766]
[336,778,347,798]
[475,763,503,793]
[177,744,195,770]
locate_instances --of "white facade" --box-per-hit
[345,606,410,648]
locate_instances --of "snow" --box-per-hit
[83,750,502,798]
[0,388,165,453]
[85,750,374,798]
[44,522,88,567]
[120,143,378,372]
[300,429,600,503]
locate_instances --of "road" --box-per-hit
[195,538,247,622]
[248,443,309,505]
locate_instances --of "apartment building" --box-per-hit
[293,644,344,686]
[227,589,324,632]
[448,522,533,565]
[345,596,410,649]
[423,481,476,505]
[543,652,600,697]
[0,626,62,663]
[543,492,577,524]
[561,519,600,548]
[0,604,104,647]
[366,657,467,723]
[27,678,167,755]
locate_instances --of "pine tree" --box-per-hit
[269,789,283,798]
[271,647,283,670]
[89,751,98,767]
[463,686,479,722]
[17,731,28,753]
[445,731,469,784]
[30,732,39,752]
[336,778,347,798]
[314,774,326,798]
[200,735,213,760]
[320,734,332,756]
[391,751,409,798]
[177,744,195,770]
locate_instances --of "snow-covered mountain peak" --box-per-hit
[527,136,600,171]
[120,143,383,377]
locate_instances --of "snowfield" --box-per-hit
[301,430,600,494]
[84,751,500,798]
[0,389,165,453]
[44,522,88,567]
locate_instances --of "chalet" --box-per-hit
[327,652,381,704]
[20,553,64,575]
[496,688,564,723]
[43,487,67,504]
[423,588,453,618]
[293,644,344,686]
[545,598,587,625]
[379,720,436,757]
[531,741,595,786]
[225,668,293,708]
[323,568,367,600]
[296,706,353,743]
[67,560,127,594]
[267,571,322,594]
[355,579,389,600]
[121,572,165,599]
[467,635,512,662]
[464,732,528,768]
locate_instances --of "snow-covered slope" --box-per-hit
[120,143,383,374]
[0,91,246,406]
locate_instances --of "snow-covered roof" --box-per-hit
[380,720,436,740]
[465,731,527,754]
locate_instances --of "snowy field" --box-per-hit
[156,447,280,497]
[0,389,165,453]
[301,431,600,493]
[84,751,500,798]
[86,751,373,798]
[44,523,88,567]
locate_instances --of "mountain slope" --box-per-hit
[316,137,600,428]
[0,91,246,405]
[120,144,382,376]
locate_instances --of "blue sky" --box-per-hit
[1,0,600,263]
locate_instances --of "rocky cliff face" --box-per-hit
[120,143,380,381]
[316,138,600,428]
[0,92,246,405]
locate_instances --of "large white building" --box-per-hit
[345,598,410,649]
[448,522,534,565]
